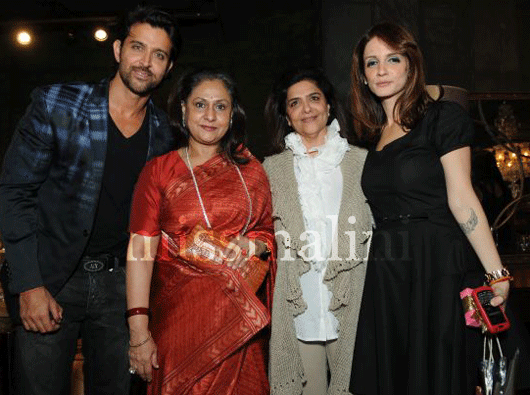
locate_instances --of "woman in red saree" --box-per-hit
[125,69,275,395]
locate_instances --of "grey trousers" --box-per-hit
[298,339,339,395]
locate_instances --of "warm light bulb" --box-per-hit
[510,152,517,159]
[16,30,32,46]
[496,152,505,161]
[94,28,108,42]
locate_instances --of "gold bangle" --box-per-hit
[129,331,152,348]
[484,267,511,284]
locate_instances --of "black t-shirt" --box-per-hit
[85,111,150,259]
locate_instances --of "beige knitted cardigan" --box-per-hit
[263,146,372,395]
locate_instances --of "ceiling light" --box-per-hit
[94,28,108,42]
[16,30,32,46]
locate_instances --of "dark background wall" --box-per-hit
[1,0,529,162]
[0,0,323,162]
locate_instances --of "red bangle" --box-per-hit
[489,276,513,286]
[126,307,150,318]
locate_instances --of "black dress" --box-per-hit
[350,101,484,395]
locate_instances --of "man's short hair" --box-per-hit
[116,5,182,62]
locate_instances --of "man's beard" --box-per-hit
[119,66,160,96]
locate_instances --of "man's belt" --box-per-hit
[80,254,123,272]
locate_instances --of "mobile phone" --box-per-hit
[471,285,510,334]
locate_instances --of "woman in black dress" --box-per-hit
[348,23,512,394]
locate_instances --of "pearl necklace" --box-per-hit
[184,147,252,234]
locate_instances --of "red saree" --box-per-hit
[129,148,275,395]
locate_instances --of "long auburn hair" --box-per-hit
[350,22,432,144]
[167,68,249,164]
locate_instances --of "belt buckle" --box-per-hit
[83,259,105,272]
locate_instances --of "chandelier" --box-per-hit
[492,143,530,186]
[487,102,529,198]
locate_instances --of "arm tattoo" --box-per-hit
[459,208,478,235]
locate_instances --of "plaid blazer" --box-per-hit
[0,79,176,296]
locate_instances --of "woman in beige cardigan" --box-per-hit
[263,67,372,395]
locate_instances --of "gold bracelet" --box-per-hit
[484,267,511,284]
[129,331,152,348]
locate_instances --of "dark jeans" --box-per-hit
[14,264,130,395]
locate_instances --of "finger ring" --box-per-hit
[241,248,247,256]
[129,368,136,375]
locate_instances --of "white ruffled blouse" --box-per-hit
[285,119,350,341]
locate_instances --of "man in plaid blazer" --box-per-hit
[0,5,180,394]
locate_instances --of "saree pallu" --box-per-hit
[129,149,275,395]
[149,255,270,395]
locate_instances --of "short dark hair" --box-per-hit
[116,5,182,62]
[350,22,431,143]
[264,67,352,155]
[167,68,249,164]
